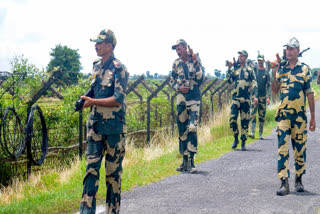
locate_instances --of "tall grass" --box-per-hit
[0,101,296,214]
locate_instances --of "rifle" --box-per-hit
[270,47,310,94]
[74,77,100,111]
[298,47,310,57]
[270,47,310,69]
[226,57,240,71]
[188,45,199,67]
[185,45,202,87]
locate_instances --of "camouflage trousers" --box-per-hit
[177,96,200,157]
[276,110,307,179]
[229,99,251,141]
[80,127,125,214]
[250,96,267,135]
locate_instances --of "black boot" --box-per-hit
[241,139,246,151]
[276,178,290,196]
[295,174,304,192]
[186,157,197,173]
[232,135,239,149]
[176,155,188,172]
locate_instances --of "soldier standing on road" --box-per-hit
[248,54,271,140]
[169,39,204,173]
[271,37,315,196]
[227,50,258,151]
[79,28,129,214]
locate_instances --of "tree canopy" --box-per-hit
[47,44,82,85]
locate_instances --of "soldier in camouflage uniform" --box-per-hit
[271,37,315,196]
[79,28,129,214]
[227,50,258,151]
[248,54,271,140]
[169,39,204,173]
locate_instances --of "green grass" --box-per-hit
[0,106,278,214]
[1,80,318,213]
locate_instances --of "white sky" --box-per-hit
[1,0,320,76]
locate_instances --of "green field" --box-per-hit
[0,105,278,214]
[0,82,318,214]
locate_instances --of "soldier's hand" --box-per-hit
[309,118,316,131]
[266,98,270,105]
[253,97,258,106]
[179,84,190,94]
[272,63,279,79]
[81,96,95,108]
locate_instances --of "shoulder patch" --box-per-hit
[113,60,122,69]
[93,58,100,65]
[174,58,181,64]
[301,63,310,73]
[247,66,253,71]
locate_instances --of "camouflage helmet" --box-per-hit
[257,54,264,61]
[284,37,300,48]
[90,28,117,48]
[172,39,187,50]
[238,50,248,57]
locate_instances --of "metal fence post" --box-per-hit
[79,110,83,160]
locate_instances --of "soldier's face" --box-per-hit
[258,60,264,67]
[176,44,188,59]
[95,42,113,57]
[286,46,299,61]
[239,54,247,64]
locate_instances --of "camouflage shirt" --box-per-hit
[89,55,129,135]
[275,61,313,116]
[254,67,271,98]
[169,56,204,101]
[227,65,258,101]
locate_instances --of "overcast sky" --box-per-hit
[1,0,320,76]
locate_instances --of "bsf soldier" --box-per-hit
[271,37,315,196]
[169,39,204,173]
[79,28,129,214]
[227,50,258,151]
[248,54,271,139]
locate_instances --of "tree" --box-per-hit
[221,73,226,79]
[146,71,151,79]
[214,69,221,78]
[47,44,82,85]
[154,73,159,79]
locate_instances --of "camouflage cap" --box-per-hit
[284,37,300,48]
[90,28,117,47]
[238,50,248,57]
[257,54,264,61]
[172,39,187,50]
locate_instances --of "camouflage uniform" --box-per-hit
[227,54,258,142]
[80,29,129,214]
[250,64,271,137]
[169,44,204,159]
[275,60,313,179]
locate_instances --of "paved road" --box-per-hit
[97,101,320,214]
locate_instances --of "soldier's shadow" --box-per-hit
[259,138,274,142]
[182,170,210,176]
[291,190,320,196]
[234,148,263,152]
[194,170,210,176]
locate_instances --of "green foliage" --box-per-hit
[47,44,82,85]
[0,106,279,214]
[0,55,46,112]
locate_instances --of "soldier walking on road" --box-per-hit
[227,50,258,151]
[79,28,129,213]
[271,37,316,196]
[248,54,271,140]
[169,39,204,173]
